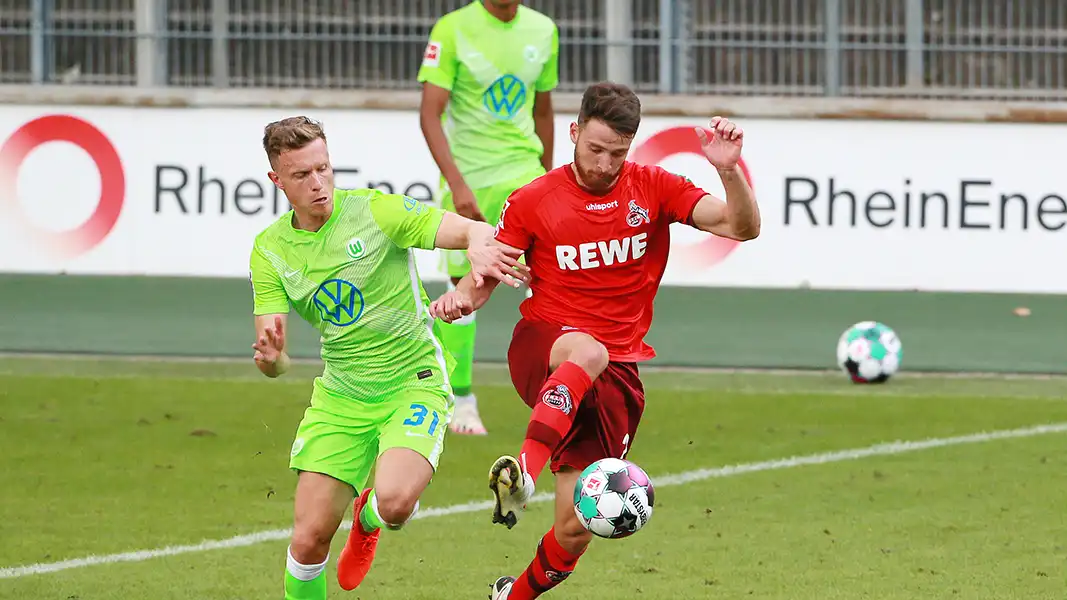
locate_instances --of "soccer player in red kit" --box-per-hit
[429,81,761,600]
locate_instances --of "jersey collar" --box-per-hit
[475,0,521,29]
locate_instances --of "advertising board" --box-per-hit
[0,106,1063,293]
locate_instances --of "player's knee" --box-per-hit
[569,338,609,378]
[289,526,333,564]
[375,491,421,529]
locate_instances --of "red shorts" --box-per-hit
[507,318,646,473]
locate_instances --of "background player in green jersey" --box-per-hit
[248,117,528,600]
[418,0,559,435]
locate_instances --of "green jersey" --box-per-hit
[248,188,455,402]
[417,1,559,191]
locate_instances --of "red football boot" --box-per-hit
[337,488,380,590]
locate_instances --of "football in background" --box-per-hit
[836,321,903,383]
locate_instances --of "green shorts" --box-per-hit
[288,380,454,492]
[440,168,545,279]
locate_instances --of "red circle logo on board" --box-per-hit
[0,114,125,259]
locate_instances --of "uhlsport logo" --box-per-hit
[313,278,365,327]
[483,74,526,120]
[0,114,125,259]
[586,200,618,211]
[629,126,754,269]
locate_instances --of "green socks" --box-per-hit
[284,546,327,599]
[358,489,384,533]
[358,489,419,532]
[438,311,477,397]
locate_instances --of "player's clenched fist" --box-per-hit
[429,291,474,323]
[695,116,744,172]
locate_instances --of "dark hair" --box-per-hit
[577,81,642,137]
[262,116,327,166]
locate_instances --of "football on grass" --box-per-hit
[836,321,903,383]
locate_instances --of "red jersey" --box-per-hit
[494,161,709,362]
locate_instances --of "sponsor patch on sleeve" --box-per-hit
[422,41,442,67]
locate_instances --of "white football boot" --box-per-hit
[489,575,516,599]
[488,455,535,529]
[449,394,488,435]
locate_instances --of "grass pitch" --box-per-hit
[1,356,1065,599]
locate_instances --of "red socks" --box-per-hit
[507,527,585,599]
[520,361,593,484]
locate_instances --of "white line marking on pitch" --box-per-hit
[3,422,1066,580]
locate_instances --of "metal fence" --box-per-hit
[1,0,1065,100]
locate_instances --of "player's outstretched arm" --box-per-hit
[690,116,761,241]
[252,314,290,378]
[434,212,530,288]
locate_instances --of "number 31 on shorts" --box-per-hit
[403,403,441,436]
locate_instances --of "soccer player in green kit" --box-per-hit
[248,116,528,599]
[418,0,559,435]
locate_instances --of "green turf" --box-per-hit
[0,357,1065,599]
[1,273,1066,373]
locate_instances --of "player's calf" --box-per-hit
[552,466,594,555]
[551,506,594,556]
[498,526,586,600]
[286,471,351,599]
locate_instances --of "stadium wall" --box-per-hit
[1,98,1065,294]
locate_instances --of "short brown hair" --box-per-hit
[263,116,327,166]
[577,82,642,137]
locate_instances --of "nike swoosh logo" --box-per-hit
[283,269,300,278]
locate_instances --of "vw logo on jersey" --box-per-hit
[313,278,365,327]
[483,74,526,120]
